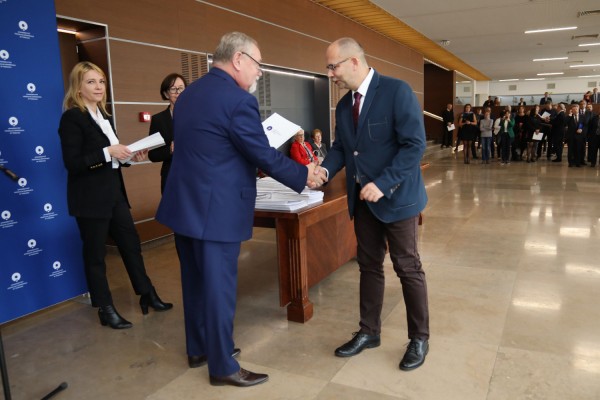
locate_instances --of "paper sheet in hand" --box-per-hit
[262,113,301,149]
[532,131,544,141]
[447,123,455,131]
[121,132,165,163]
[540,111,551,120]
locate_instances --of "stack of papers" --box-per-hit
[255,177,324,211]
[121,132,166,163]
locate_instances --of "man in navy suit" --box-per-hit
[156,32,326,387]
[317,38,429,371]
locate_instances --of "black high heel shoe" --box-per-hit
[139,287,173,315]
[98,305,133,329]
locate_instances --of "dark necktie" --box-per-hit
[353,92,362,128]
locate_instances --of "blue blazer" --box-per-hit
[321,70,427,223]
[156,68,307,242]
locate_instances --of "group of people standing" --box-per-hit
[443,93,599,167]
[57,32,430,388]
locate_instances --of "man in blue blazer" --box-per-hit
[318,37,430,371]
[156,32,325,387]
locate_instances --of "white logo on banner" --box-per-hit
[18,178,27,187]
[27,83,36,93]
[33,145,49,162]
[14,177,33,196]
[18,21,28,31]
[14,21,34,40]
[41,202,57,220]
[50,260,66,278]
[9,272,27,290]
[8,117,18,126]
[35,146,44,155]
[24,83,41,101]
[6,116,24,135]
[0,50,8,60]
[24,238,42,257]
[0,209,17,228]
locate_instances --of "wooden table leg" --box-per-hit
[275,218,313,323]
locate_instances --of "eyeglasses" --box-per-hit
[168,86,185,94]
[326,57,350,71]
[241,52,262,70]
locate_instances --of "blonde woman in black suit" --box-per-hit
[58,62,172,329]
[148,73,188,193]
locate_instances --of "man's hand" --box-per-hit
[360,182,384,202]
[306,163,327,188]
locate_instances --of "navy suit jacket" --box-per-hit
[321,70,427,223]
[156,67,308,242]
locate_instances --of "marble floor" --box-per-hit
[4,151,600,400]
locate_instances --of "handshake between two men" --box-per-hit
[305,163,328,189]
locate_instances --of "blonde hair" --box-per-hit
[62,61,110,115]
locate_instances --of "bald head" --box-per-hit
[326,37,370,91]
[331,38,367,64]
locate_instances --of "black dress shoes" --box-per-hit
[188,348,241,368]
[209,368,268,387]
[334,332,380,357]
[399,338,429,371]
[98,305,132,329]
[139,286,173,315]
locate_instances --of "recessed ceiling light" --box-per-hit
[569,64,600,68]
[537,72,564,76]
[578,75,600,78]
[533,57,568,61]
[525,26,577,34]
[525,78,546,81]
[578,42,600,47]
[498,79,519,82]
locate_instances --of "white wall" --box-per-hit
[487,77,599,105]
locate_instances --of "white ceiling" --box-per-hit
[370,0,600,82]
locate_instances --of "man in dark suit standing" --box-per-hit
[540,92,552,105]
[156,32,326,387]
[317,37,429,371]
[567,102,590,167]
[591,88,599,104]
[517,97,527,106]
[441,103,454,148]
[551,103,567,163]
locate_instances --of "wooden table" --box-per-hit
[253,171,356,323]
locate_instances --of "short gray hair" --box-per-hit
[213,32,258,64]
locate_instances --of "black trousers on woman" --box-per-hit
[76,187,152,307]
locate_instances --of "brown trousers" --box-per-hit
[353,195,429,340]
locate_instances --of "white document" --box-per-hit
[262,113,301,149]
[532,131,544,141]
[121,132,165,163]
[540,111,551,120]
[447,123,455,131]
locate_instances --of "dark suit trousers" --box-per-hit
[175,234,241,377]
[353,194,429,340]
[588,135,600,165]
[75,188,152,307]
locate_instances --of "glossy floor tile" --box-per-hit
[3,151,600,399]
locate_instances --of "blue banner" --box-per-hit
[0,0,87,324]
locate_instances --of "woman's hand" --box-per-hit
[131,149,148,162]
[108,144,132,161]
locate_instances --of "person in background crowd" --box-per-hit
[290,129,317,165]
[591,87,599,104]
[583,91,592,104]
[58,61,172,330]
[498,109,515,165]
[479,108,493,164]
[441,103,454,148]
[538,101,556,160]
[514,106,528,161]
[459,104,477,164]
[567,103,589,167]
[539,92,552,105]
[587,105,600,167]
[148,73,188,194]
[525,105,542,163]
[483,96,493,108]
[310,128,328,163]
[517,97,527,106]
[551,103,567,163]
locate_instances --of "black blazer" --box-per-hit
[58,107,130,218]
[148,106,173,191]
[539,97,552,105]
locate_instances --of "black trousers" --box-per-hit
[553,131,565,161]
[588,135,600,166]
[568,134,586,166]
[353,193,429,340]
[76,189,152,307]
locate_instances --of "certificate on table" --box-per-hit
[262,113,301,149]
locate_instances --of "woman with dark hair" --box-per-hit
[525,105,542,162]
[459,104,477,164]
[148,73,188,193]
[58,62,172,329]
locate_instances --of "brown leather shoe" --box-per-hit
[188,348,241,368]
[209,368,268,387]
